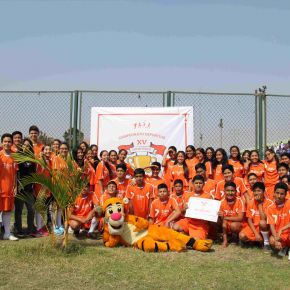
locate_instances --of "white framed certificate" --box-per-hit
[185,197,221,222]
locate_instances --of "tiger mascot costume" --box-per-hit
[102,197,213,252]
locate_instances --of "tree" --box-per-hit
[38,130,54,145]
[63,128,84,147]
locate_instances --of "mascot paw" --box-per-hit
[193,239,213,252]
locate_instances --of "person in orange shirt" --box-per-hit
[239,182,273,250]
[173,175,212,240]
[170,151,190,191]
[108,150,118,176]
[111,163,130,199]
[195,148,206,164]
[170,179,188,218]
[69,184,100,237]
[211,148,228,182]
[277,163,289,180]
[125,168,154,219]
[267,183,290,256]
[162,146,177,188]
[218,181,245,247]
[117,149,134,177]
[263,148,279,199]
[94,150,115,198]
[28,125,44,157]
[149,183,181,227]
[0,133,18,241]
[79,141,89,154]
[215,164,247,201]
[99,181,123,206]
[245,150,265,182]
[228,145,244,178]
[145,162,166,197]
[280,153,290,166]
[195,163,216,197]
[11,131,23,152]
[89,144,100,170]
[84,149,96,192]
[245,173,258,202]
[205,147,215,163]
[185,145,198,179]
[280,175,290,199]
[51,139,61,157]
[73,146,85,169]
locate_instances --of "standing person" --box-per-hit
[228,146,244,178]
[84,149,96,192]
[11,131,23,152]
[162,146,177,190]
[218,181,245,247]
[94,150,115,198]
[112,163,130,199]
[195,163,216,198]
[89,144,100,170]
[170,151,190,191]
[79,141,89,154]
[244,173,258,202]
[145,162,166,197]
[0,133,18,241]
[245,150,265,182]
[263,148,279,199]
[117,149,134,177]
[195,148,206,164]
[73,146,85,169]
[108,150,118,177]
[211,148,228,182]
[125,168,154,219]
[185,145,198,180]
[51,139,61,157]
[280,153,290,167]
[14,138,36,237]
[28,125,44,157]
[239,182,272,249]
[267,183,290,256]
[205,147,215,163]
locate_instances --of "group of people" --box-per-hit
[0,125,290,259]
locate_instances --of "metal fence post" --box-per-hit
[261,92,267,158]
[72,90,79,150]
[255,92,259,150]
[166,91,173,106]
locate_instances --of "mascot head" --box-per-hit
[103,197,125,235]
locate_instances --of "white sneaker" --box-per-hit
[3,234,19,241]
[68,226,74,234]
[288,250,290,261]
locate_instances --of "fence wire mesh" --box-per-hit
[0,91,72,143]
[266,95,290,148]
[80,91,165,140]
[173,92,256,151]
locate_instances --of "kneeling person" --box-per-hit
[239,182,272,249]
[149,183,181,227]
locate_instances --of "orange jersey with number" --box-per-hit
[170,164,189,189]
[220,197,245,217]
[215,177,248,200]
[263,160,278,187]
[149,197,179,225]
[112,178,130,199]
[246,198,273,226]
[125,183,154,219]
[267,200,290,233]
[72,191,99,217]
[0,151,18,198]
[228,159,244,178]
[247,163,265,182]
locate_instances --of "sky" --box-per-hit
[1,0,290,94]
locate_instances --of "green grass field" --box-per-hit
[0,236,289,290]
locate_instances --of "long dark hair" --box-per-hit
[249,150,264,168]
[100,150,114,179]
[174,150,189,179]
[212,148,228,170]
[205,147,215,162]
[73,146,84,168]
[265,148,279,165]
[229,145,243,164]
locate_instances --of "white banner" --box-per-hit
[185,197,221,222]
[90,107,193,169]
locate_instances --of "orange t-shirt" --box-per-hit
[203,178,216,198]
[145,175,167,197]
[112,178,130,199]
[267,200,290,233]
[170,193,187,210]
[205,161,213,178]
[220,197,245,217]
[246,198,273,226]
[185,158,199,179]
[35,157,52,196]
[125,183,154,219]
[72,192,99,217]
[247,163,265,182]
[263,160,278,187]
[228,159,244,178]
[215,177,248,200]
[84,161,96,186]
[99,191,124,206]
[0,151,18,198]
[170,164,189,189]
[149,197,179,225]
[52,156,68,171]
[33,142,44,157]
[162,158,175,185]
[212,164,224,182]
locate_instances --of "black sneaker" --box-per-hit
[263,244,272,253]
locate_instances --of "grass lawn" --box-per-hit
[0,235,289,290]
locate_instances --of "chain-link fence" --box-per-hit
[0,91,72,143]
[0,90,289,153]
[173,92,256,151]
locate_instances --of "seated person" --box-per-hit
[244,173,258,202]
[218,181,245,247]
[267,183,290,256]
[145,162,167,197]
[172,175,212,240]
[239,182,273,250]
[69,184,100,236]
[149,183,181,227]
[100,180,123,206]
[170,179,187,218]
